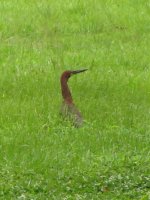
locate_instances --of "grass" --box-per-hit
[0,0,150,199]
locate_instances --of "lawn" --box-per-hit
[0,0,150,199]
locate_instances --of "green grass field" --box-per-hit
[0,0,150,199]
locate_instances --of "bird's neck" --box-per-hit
[61,77,73,104]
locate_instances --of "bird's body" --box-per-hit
[61,101,83,127]
[60,69,87,127]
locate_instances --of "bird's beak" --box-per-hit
[71,69,88,75]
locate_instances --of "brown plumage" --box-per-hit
[60,69,87,127]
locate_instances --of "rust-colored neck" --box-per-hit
[61,73,73,104]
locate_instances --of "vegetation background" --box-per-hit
[0,0,150,199]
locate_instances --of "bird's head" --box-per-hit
[61,69,88,81]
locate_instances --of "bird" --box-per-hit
[60,69,87,127]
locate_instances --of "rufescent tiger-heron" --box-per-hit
[60,69,88,127]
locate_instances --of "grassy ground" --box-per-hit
[0,0,150,199]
